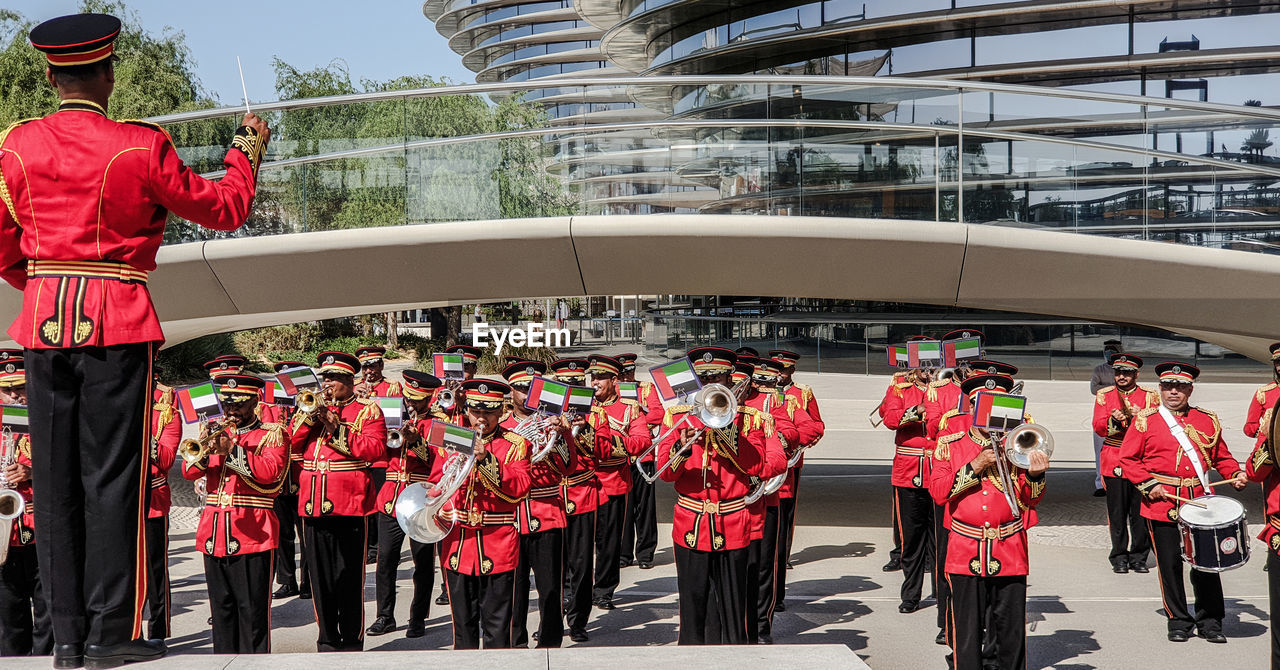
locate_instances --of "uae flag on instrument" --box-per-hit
[377,396,404,429]
[0,405,28,434]
[262,380,295,407]
[275,366,319,395]
[907,340,942,368]
[176,382,223,424]
[886,345,908,367]
[942,337,982,367]
[566,385,595,415]
[526,377,569,415]
[433,353,465,381]
[428,421,475,455]
[618,381,638,401]
[649,358,701,401]
[971,392,1027,432]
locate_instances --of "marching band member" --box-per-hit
[1246,407,1280,668]
[142,378,182,640]
[1092,353,1157,574]
[355,346,400,566]
[271,360,310,600]
[0,361,52,657]
[769,349,824,610]
[879,368,908,573]
[445,345,482,382]
[589,354,650,611]
[1119,362,1245,643]
[657,347,784,645]
[289,352,387,652]
[438,379,531,649]
[1245,343,1280,440]
[368,371,440,639]
[501,361,568,648]
[616,353,662,571]
[183,375,288,653]
[931,373,1047,670]
[883,366,937,615]
[203,355,248,380]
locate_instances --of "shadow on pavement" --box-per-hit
[789,541,876,566]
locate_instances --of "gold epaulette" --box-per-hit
[1259,382,1280,404]
[738,405,776,437]
[926,378,950,402]
[1133,406,1159,432]
[796,383,815,409]
[121,119,175,145]
[353,399,383,432]
[893,381,912,397]
[387,381,402,396]
[934,431,964,460]
[1145,389,1160,406]
[939,408,961,432]
[1096,386,1114,405]
[663,405,692,428]
[17,434,31,460]
[502,430,529,462]
[0,118,38,222]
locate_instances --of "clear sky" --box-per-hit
[6,1,476,106]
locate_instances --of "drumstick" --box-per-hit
[1162,492,1208,508]
[1205,479,1237,489]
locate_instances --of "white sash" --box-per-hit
[1157,405,1210,490]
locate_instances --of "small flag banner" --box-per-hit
[971,392,1027,432]
[427,421,475,455]
[176,382,223,424]
[886,345,908,367]
[377,397,404,429]
[433,353,465,381]
[566,385,595,414]
[907,340,942,368]
[649,358,702,401]
[0,405,29,434]
[275,366,319,395]
[619,382,638,401]
[526,377,569,415]
[943,337,982,366]
[263,380,295,407]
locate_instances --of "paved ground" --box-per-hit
[151,366,1273,669]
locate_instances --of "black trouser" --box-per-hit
[593,495,625,603]
[1149,519,1224,634]
[935,505,951,633]
[947,574,1026,670]
[27,343,151,648]
[1104,476,1150,568]
[563,511,595,632]
[775,495,798,605]
[443,568,514,649]
[366,468,386,553]
[621,462,657,564]
[1269,549,1280,670]
[0,544,53,656]
[675,545,749,645]
[513,528,564,648]
[303,516,367,651]
[755,504,781,640]
[205,550,273,654]
[374,512,433,623]
[895,486,935,606]
[143,516,169,639]
[273,490,309,592]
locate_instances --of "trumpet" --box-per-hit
[296,387,331,415]
[178,417,237,466]
[636,383,738,484]
[387,407,417,451]
[435,379,461,412]
[0,430,24,566]
[1004,422,1054,469]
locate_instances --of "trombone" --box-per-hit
[178,416,237,465]
[436,379,461,412]
[635,383,739,484]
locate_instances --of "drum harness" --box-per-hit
[1158,405,1211,490]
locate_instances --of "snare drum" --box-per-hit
[1178,495,1249,572]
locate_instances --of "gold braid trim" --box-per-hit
[1185,408,1222,465]
[893,382,911,397]
[153,385,176,434]
[926,378,951,402]
[988,471,1030,511]
[0,119,37,223]
[1096,386,1114,406]
[800,384,814,410]
[1252,441,1273,471]
[1132,406,1159,432]
[1258,382,1278,404]
[16,434,31,461]
[471,431,526,504]
[663,406,691,428]
[934,431,964,460]
[939,408,961,433]
[235,423,290,495]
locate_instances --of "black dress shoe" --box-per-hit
[54,643,85,669]
[299,588,312,600]
[1198,630,1227,643]
[405,620,425,639]
[774,600,786,612]
[619,557,633,569]
[1132,562,1149,574]
[638,561,653,569]
[366,616,397,636]
[935,630,947,645]
[1093,488,1107,497]
[1168,630,1190,642]
[569,628,589,643]
[1112,564,1129,574]
[759,633,773,645]
[273,584,300,599]
[881,559,902,572]
[436,591,450,606]
[84,639,166,670]
[596,598,616,610]
[898,601,919,614]
[366,548,378,564]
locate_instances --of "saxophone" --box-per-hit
[0,429,26,565]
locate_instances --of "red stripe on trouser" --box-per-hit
[132,343,154,639]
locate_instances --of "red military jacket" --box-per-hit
[362,377,401,469]
[438,429,531,575]
[4,433,34,547]
[1245,381,1280,439]
[148,385,182,518]
[289,396,387,517]
[597,396,651,498]
[0,102,260,348]
[884,381,935,488]
[742,389,802,512]
[780,381,823,498]
[501,413,571,534]
[376,414,434,516]
[657,405,785,552]
[1246,432,1280,555]
[633,381,665,462]
[183,421,288,557]
[930,427,1046,577]
[924,378,964,439]
[1120,406,1240,522]
[556,406,615,516]
[1092,385,1159,480]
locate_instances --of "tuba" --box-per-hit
[636,383,738,484]
[1004,423,1054,469]
[395,432,476,544]
[0,430,24,566]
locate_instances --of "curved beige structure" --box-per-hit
[1,215,1277,358]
